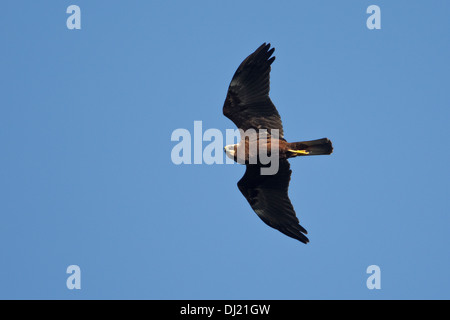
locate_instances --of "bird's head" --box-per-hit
[224,144,237,160]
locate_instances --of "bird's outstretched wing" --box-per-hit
[237,160,309,243]
[223,43,284,138]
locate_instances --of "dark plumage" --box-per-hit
[223,43,333,244]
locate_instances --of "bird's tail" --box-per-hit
[287,138,333,157]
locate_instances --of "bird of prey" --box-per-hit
[223,43,333,244]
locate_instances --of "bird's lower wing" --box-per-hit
[237,160,309,244]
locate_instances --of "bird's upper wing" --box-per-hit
[223,43,284,138]
[237,160,309,243]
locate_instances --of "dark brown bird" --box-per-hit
[223,43,333,244]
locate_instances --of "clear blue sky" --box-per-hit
[1,1,449,299]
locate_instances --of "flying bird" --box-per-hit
[223,43,333,244]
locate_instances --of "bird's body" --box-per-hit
[224,136,332,164]
[222,43,333,244]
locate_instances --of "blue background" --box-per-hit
[1,1,449,299]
